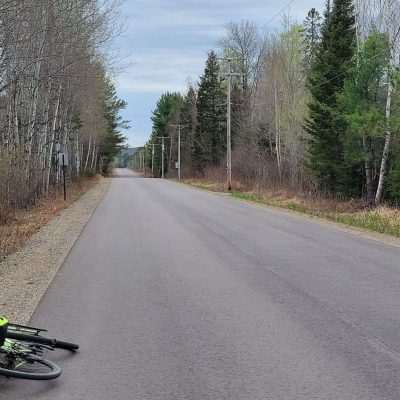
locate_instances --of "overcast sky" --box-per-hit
[115,0,325,148]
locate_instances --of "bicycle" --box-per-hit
[0,316,79,380]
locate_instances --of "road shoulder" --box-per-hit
[176,179,400,249]
[0,178,110,324]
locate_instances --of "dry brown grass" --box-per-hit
[0,176,101,260]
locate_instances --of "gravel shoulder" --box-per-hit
[0,178,110,324]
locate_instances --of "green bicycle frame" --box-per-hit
[0,317,8,347]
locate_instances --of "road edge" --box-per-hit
[173,180,400,249]
[0,178,111,324]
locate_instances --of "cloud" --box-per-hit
[117,50,206,93]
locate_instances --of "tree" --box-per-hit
[252,20,308,188]
[0,0,126,217]
[100,77,128,173]
[340,32,391,202]
[178,85,197,176]
[149,92,183,176]
[219,21,266,164]
[303,8,322,68]
[193,51,226,172]
[305,0,356,194]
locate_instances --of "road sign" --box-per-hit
[58,152,69,166]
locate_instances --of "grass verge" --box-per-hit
[183,179,400,238]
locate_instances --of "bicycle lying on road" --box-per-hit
[0,316,79,380]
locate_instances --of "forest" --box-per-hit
[143,0,400,207]
[0,0,127,221]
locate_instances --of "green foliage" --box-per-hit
[305,0,356,194]
[146,4,400,205]
[339,32,390,199]
[100,78,129,173]
[387,74,400,201]
[303,8,322,68]
[149,92,183,176]
[179,86,197,174]
[194,51,226,171]
[388,158,400,200]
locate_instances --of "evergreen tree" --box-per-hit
[384,71,400,202]
[303,8,322,69]
[340,32,390,202]
[149,92,183,176]
[194,51,226,171]
[388,156,400,201]
[179,86,198,175]
[100,78,129,173]
[305,0,356,193]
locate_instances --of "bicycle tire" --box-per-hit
[0,355,62,380]
[6,331,79,351]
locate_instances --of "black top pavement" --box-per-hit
[2,168,400,399]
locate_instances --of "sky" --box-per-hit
[115,0,325,148]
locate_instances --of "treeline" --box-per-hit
[146,0,400,206]
[0,0,126,219]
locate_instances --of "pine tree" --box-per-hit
[194,51,226,172]
[149,92,183,176]
[179,86,197,175]
[100,78,129,173]
[305,0,356,193]
[303,8,322,69]
[340,32,390,202]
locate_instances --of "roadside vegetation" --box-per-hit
[129,0,400,237]
[0,176,102,260]
[0,1,127,254]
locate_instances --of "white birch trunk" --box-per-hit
[84,136,92,172]
[375,76,393,205]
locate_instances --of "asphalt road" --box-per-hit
[3,168,400,399]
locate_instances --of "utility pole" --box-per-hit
[161,136,165,179]
[220,58,243,191]
[178,126,181,181]
[227,71,232,191]
[169,124,188,181]
[143,147,146,176]
[151,143,155,177]
[152,137,170,178]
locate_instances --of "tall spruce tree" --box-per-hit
[149,92,183,176]
[194,51,226,171]
[100,78,129,173]
[305,0,356,194]
[179,86,197,175]
[340,32,391,202]
[303,8,322,69]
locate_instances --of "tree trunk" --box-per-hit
[375,77,393,205]
[45,81,63,194]
[362,136,374,205]
[274,82,282,182]
[84,136,92,172]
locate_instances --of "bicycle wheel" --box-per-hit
[0,355,62,380]
[6,331,79,351]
